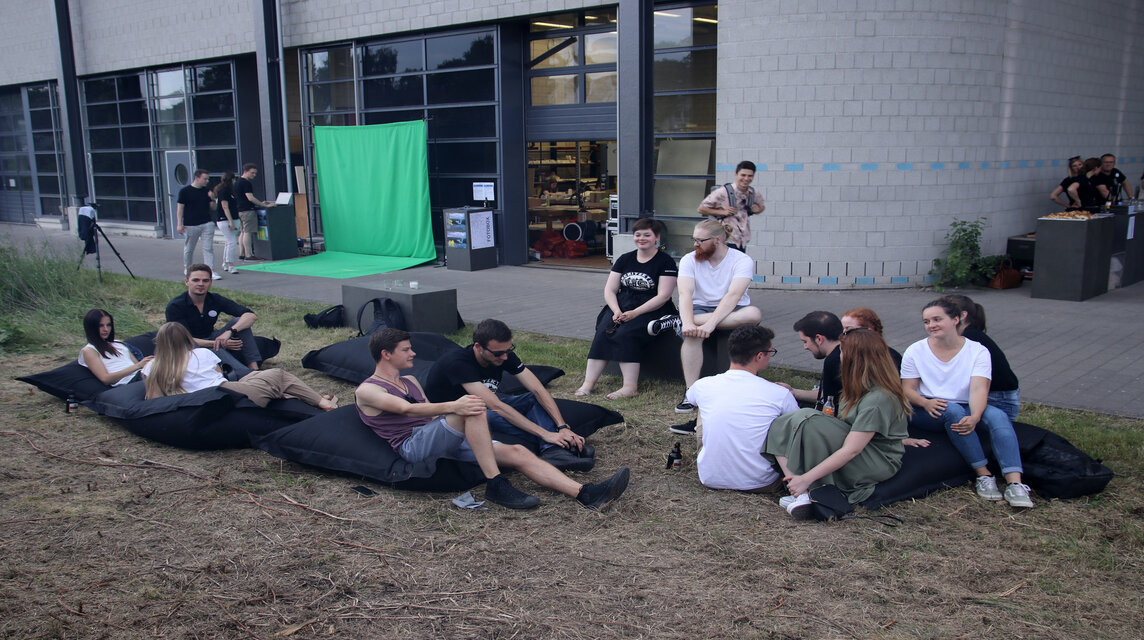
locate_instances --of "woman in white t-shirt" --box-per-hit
[900,299,1032,508]
[78,309,152,387]
[143,322,337,410]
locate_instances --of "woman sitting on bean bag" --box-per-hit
[764,328,929,519]
[941,294,1021,421]
[574,217,677,399]
[900,299,1033,508]
[78,308,152,386]
[144,322,337,410]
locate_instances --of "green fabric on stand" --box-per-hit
[313,121,436,260]
[235,251,432,279]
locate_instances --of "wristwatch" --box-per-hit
[556,424,571,431]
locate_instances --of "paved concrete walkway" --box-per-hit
[6,222,1142,418]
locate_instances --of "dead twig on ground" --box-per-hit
[2,431,207,480]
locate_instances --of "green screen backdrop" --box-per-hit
[314,121,436,260]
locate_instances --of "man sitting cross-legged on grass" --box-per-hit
[355,328,630,510]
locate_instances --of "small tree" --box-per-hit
[930,218,988,288]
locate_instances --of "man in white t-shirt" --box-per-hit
[648,218,762,419]
[685,325,798,491]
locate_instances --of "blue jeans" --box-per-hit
[911,402,1023,475]
[988,388,1020,421]
[486,393,559,451]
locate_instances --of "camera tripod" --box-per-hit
[77,220,135,282]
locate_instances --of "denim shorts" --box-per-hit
[693,304,748,314]
[397,415,477,463]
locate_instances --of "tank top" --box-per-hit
[356,375,430,449]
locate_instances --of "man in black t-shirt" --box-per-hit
[1092,154,1134,204]
[165,263,262,372]
[424,319,594,471]
[778,311,843,410]
[176,169,218,277]
[234,163,277,261]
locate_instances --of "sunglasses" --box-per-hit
[482,344,516,357]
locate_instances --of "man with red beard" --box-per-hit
[648,219,761,425]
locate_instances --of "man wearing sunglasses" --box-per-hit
[357,329,629,510]
[697,160,766,251]
[424,319,594,472]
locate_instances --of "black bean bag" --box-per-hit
[861,429,975,509]
[251,405,487,491]
[252,399,624,492]
[301,332,564,393]
[89,381,322,450]
[17,361,112,402]
[126,331,280,361]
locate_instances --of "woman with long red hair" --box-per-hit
[764,328,929,519]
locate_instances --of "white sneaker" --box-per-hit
[975,476,1004,501]
[1004,482,1035,508]
[212,272,223,280]
[782,493,813,519]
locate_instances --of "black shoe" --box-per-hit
[674,399,696,414]
[540,446,596,472]
[647,314,681,336]
[669,419,697,435]
[484,474,540,510]
[577,467,630,510]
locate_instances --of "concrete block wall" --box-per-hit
[722,0,1144,289]
[0,1,61,85]
[281,0,599,47]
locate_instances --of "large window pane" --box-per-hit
[128,200,157,222]
[653,93,716,133]
[156,124,187,147]
[654,50,717,91]
[308,48,354,82]
[584,9,617,26]
[530,37,578,69]
[84,78,117,103]
[585,71,616,103]
[89,128,120,150]
[426,69,495,104]
[654,6,718,49]
[309,82,355,112]
[27,86,51,109]
[584,32,617,65]
[97,199,127,220]
[362,109,423,125]
[427,33,494,70]
[123,151,152,173]
[653,178,713,216]
[430,106,495,139]
[429,141,497,174]
[38,175,59,194]
[196,148,237,173]
[194,121,235,146]
[530,13,577,32]
[530,75,578,106]
[32,132,56,152]
[116,76,144,100]
[91,152,123,173]
[126,176,154,198]
[192,93,234,119]
[86,103,119,126]
[119,100,147,124]
[363,76,423,108]
[29,110,54,131]
[94,175,125,197]
[156,97,186,122]
[362,41,424,75]
[195,64,232,92]
[121,126,151,149]
[310,113,356,127]
[35,152,57,172]
[155,70,186,97]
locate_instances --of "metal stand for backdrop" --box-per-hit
[77,217,135,283]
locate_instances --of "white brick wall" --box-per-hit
[0,1,60,85]
[719,0,1144,288]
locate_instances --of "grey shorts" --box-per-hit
[239,210,259,234]
[397,415,477,463]
[693,304,748,315]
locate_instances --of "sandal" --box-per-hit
[605,389,637,400]
[573,388,592,397]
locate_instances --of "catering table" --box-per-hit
[1031,215,1115,301]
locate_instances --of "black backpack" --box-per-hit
[710,183,755,212]
[356,297,407,336]
[304,304,345,329]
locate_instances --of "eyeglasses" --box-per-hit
[691,237,715,244]
[842,327,871,336]
[762,348,778,357]
[482,344,516,357]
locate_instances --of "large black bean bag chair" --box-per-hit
[301,332,564,393]
[252,399,624,491]
[89,381,322,450]
[17,361,114,402]
[862,429,975,509]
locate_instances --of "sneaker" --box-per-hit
[577,467,630,510]
[674,398,696,414]
[1004,482,1035,508]
[212,272,223,280]
[540,446,596,472]
[647,314,681,336]
[484,474,540,510]
[783,493,813,520]
[975,476,1004,501]
[668,418,696,434]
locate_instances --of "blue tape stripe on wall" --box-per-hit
[710,156,1138,175]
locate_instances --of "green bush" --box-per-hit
[929,218,1007,288]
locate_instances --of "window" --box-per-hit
[527,9,617,106]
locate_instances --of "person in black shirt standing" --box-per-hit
[1092,154,1134,204]
[234,163,277,261]
[176,169,218,278]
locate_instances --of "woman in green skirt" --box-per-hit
[765,328,929,519]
